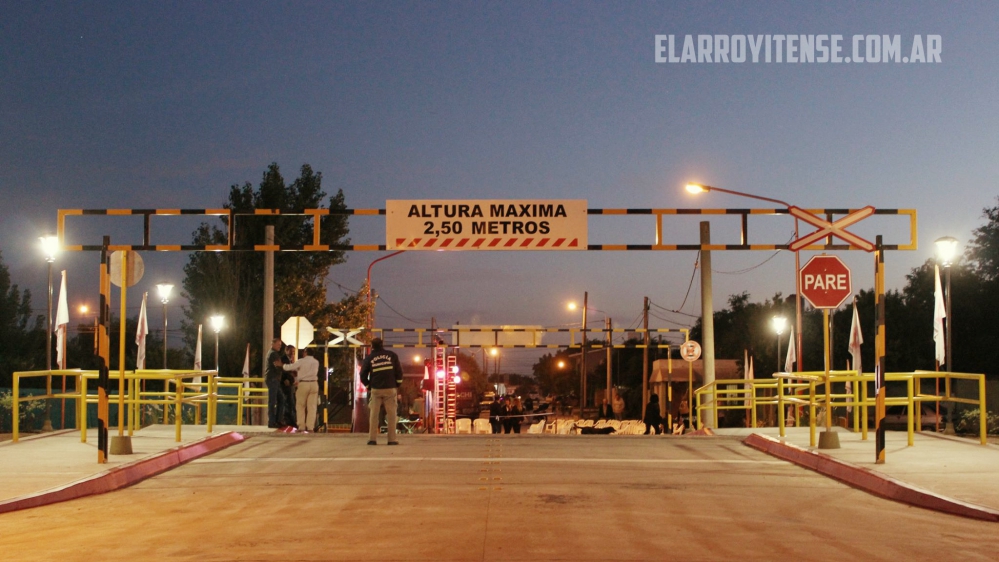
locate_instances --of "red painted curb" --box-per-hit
[744,433,999,522]
[0,431,245,515]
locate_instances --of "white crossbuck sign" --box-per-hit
[326,328,364,346]
[787,206,876,252]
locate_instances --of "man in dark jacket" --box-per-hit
[265,338,285,428]
[360,338,404,445]
[489,396,503,434]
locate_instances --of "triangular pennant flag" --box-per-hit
[54,270,69,369]
[135,292,148,369]
[784,326,796,373]
[933,265,947,365]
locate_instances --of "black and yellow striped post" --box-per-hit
[874,235,887,464]
[96,236,110,463]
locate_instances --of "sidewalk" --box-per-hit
[0,424,257,513]
[716,425,999,520]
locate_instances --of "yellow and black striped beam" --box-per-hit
[874,235,887,464]
[56,207,916,252]
[97,236,111,464]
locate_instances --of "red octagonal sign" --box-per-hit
[800,255,852,309]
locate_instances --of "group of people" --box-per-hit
[265,338,320,432]
[488,396,525,433]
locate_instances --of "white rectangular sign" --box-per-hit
[386,200,587,251]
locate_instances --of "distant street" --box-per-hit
[1,434,997,561]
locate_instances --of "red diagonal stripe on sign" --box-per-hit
[504,238,517,247]
[488,239,502,247]
[472,238,485,248]
[553,238,566,247]
[409,239,422,248]
[456,238,469,247]
[424,238,438,247]
[520,238,533,247]
[440,238,453,248]
[538,238,550,247]
[788,206,875,252]
[568,239,578,247]
[396,239,406,247]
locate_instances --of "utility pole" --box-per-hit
[580,291,588,414]
[642,297,649,420]
[700,222,716,428]
[260,224,274,427]
[605,317,612,410]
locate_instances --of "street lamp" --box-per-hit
[772,316,787,373]
[686,182,804,379]
[156,283,173,369]
[935,235,959,433]
[490,348,499,376]
[209,315,224,372]
[39,235,59,371]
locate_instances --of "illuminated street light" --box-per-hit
[156,283,173,369]
[209,315,224,371]
[772,316,787,373]
[934,236,959,433]
[557,360,565,369]
[686,181,803,381]
[39,235,59,371]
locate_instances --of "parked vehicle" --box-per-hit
[880,405,946,430]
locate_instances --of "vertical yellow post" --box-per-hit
[118,251,127,437]
[823,309,832,431]
[12,373,20,443]
[207,373,214,433]
[174,375,182,442]
[809,380,816,448]
[777,377,785,438]
[852,373,860,432]
[79,374,87,442]
[906,377,914,446]
[980,375,987,446]
[861,374,868,440]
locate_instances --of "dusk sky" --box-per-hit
[2,1,997,372]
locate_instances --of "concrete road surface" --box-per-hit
[0,434,996,561]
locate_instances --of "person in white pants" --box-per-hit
[283,347,320,433]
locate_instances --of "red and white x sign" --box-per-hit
[788,206,876,252]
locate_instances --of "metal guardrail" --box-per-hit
[694,370,987,447]
[12,369,266,443]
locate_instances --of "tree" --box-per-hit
[532,351,575,397]
[182,163,351,378]
[0,249,43,387]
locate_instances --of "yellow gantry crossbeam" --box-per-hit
[55,207,917,252]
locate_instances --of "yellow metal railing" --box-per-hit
[694,370,988,447]
[12,369,268,443]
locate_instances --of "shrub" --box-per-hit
[956,408,999,435]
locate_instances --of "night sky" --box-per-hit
[2,1,997,372]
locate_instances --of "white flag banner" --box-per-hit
[54,270,69,369]
[784,326,796,373]
[242,343,251,389]
[194,324,203,386]
[849,299,863,376]
[135,292,148,370]
[933,265,947,365]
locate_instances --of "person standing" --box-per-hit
[506,397,524,434]
[612,389,625,421]
[283,346,320,433]
[597,398,613,420]
[281,345,298,429]
[489,396,503,434]
[360,338,403,445]
[643,393,664,435]
[265,338,285,428]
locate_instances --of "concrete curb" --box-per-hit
[743,433,999,522]
[0,431,245,515]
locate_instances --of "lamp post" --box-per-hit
[772,316,787,372]
[40,235,60,371]
[686,183,803,376]
[490,348,499,376]
[935,236,958,434]
[366,251,405,331]
[156,284,173,369]
[209,315,225,372]
[568,296,609,412]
